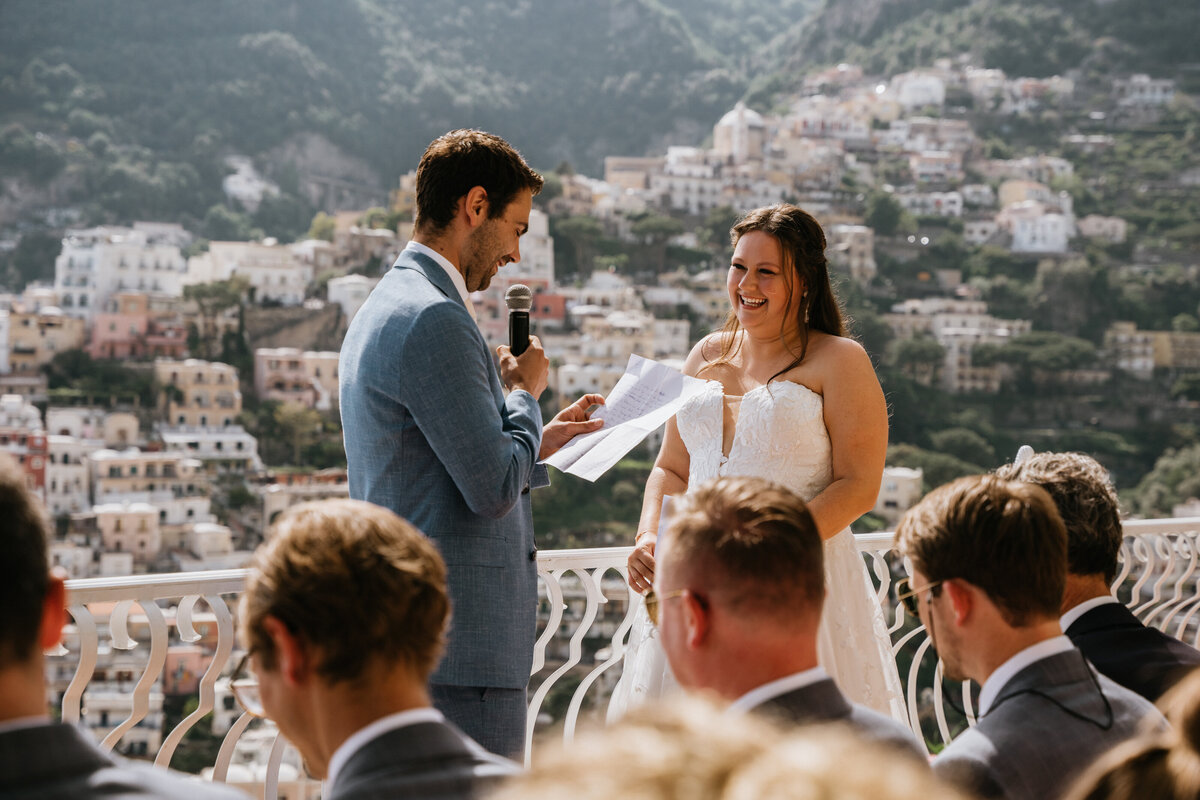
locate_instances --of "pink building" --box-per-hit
[89,293,186,361]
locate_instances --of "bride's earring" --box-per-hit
[802,292,809,324]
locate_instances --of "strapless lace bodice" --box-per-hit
[677,380,832,502]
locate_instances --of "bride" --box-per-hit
[611,204,906,722]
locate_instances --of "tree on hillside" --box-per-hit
[307,212,336,242]
[1128,444,1200,517]
[274,403,323,466]
[887,334,945,385]
[554,215,603,277]
[864,191,904,236]
[184,276,250,360]
[631,213,684,275]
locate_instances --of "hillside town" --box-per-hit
[0,31,1194,785]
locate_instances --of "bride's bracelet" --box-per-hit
[635,530,656,544]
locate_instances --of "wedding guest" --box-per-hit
[236,499,517,800]
[0,452,244,799]
[648,475,926,759]
[1066,666,1200,800]
[996,450,1200,701]
[489,696,967,800]
[896,474,1166,800]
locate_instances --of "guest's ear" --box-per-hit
[262,615,312,687]
[39,569,68,651]
[943,579,973,626]
[683,591,710,649]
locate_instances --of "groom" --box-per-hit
[340,129,601,758]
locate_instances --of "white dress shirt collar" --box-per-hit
[728,666,829,714]
[978,635,1074,716]
[404,240,476,320]
[325,707,445,789]
[1060,595,1120,631]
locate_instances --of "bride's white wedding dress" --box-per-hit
[608,379,907,722]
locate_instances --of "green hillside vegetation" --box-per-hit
[772,0,1200,84]
[0,0,814,233]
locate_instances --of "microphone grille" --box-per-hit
[505,283,533,312]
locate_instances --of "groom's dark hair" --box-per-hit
[415,129,543,233]
[666,477,824,618]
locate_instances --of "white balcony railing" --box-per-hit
[51,518,1200,796]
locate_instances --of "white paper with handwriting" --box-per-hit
[542,354,707,482]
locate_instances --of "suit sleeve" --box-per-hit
[400,303,542,519]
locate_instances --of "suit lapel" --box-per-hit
[987,649,1114,729]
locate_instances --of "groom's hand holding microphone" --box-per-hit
[497,284,605,461]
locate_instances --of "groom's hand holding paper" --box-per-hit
[542,354,708,482]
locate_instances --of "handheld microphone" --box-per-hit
[505,284,533,356]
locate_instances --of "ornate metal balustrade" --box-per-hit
[53,517,1200,795]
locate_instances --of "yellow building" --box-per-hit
[8,307,86,375]
[154,359,242,427]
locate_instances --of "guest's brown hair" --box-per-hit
[995,451,1123,584]
[0,451,51,667]
[896,474,1067,626]
[240,499,449,683]
[415,129,543,233]
[665,476,824,617]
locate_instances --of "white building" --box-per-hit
[0,311,10,373]
[1011,211,1071,254]
[827,224,877,284]
[893,73,946,111]
[327,274,377,322]
[0,393,42,428]
[713,102,767,165]
[651,147,724,215]
[49,541,95,579]
[963,219,1000,245]
[54,226,191,321]
[45,408,139,448]
[1104,322,1155,379]
[188,241,314,306]
[157,426,264,473]
[46,434,92,516]
[1113,75,1176,107]
[874,466,924,525]
[896,190,963,218]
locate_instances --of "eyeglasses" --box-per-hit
[230,651,265,718]
[896,577,944,617]
[644,588,687,626]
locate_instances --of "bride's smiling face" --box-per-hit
[728,230,803,336]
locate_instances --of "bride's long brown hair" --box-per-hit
[701,204,846,383]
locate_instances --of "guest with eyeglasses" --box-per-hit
[895,475,1166,800]
[235,498,517,800]
[645,475,926,761]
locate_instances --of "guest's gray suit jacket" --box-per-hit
[933,649,1166,800]
[0,722,245,799]
[754,677,928,763]
[324,719,519,800]
[340,249,546,689]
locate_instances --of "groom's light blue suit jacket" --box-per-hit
[339,248,545,689]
